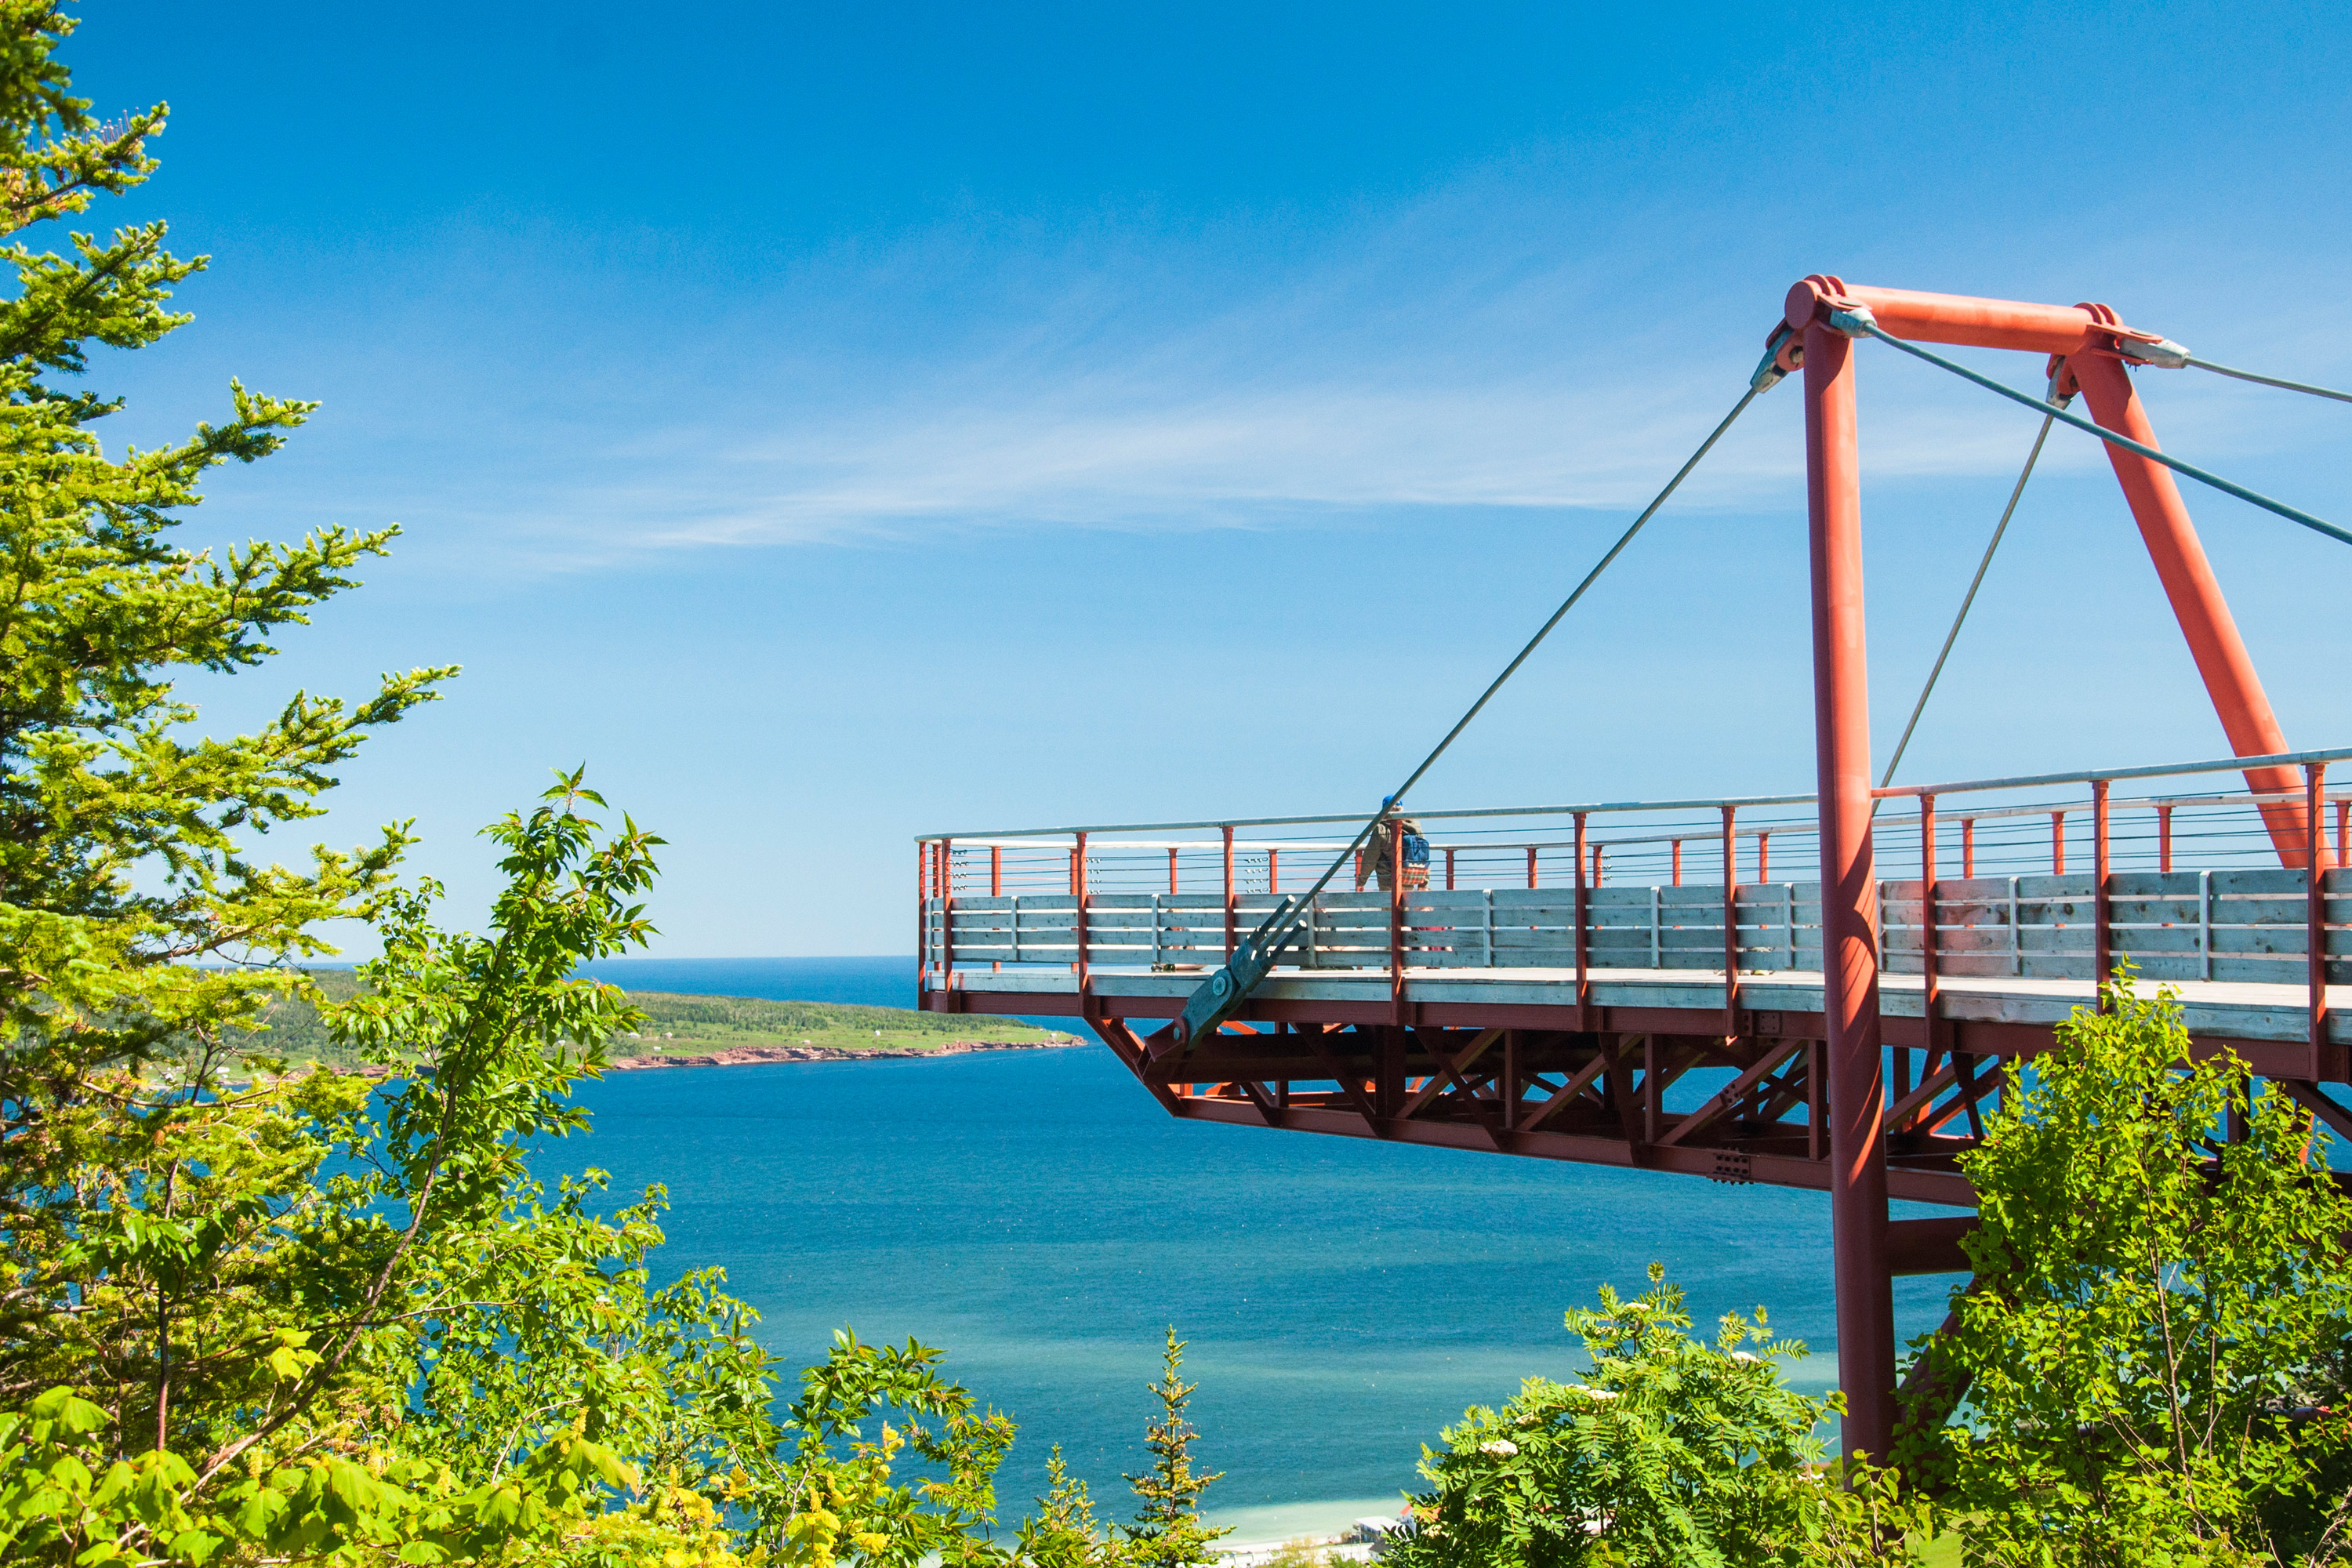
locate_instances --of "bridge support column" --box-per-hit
[1801,305,1896,1464]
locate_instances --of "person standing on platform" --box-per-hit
[1356,811,1431,893]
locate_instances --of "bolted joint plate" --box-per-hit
[1172,933,1279,1049]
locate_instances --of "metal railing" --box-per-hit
[919,746,2352,1064]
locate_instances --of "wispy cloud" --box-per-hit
[262,172,2352,574]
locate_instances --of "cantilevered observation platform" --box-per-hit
[914,279,2352,1464]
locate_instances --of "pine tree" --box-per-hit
[0,0,449,1079]
[1122,1327,1232,1568]
[1018,1446,1127,1567]
[0,0,450,1417]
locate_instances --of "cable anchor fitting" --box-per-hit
[1750,324,1798,391]
[2118,336,2193,370]
[1827,303,1880,338]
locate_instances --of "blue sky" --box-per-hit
[65,0,2352,953]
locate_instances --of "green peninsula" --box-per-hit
[223,969,1075,1071]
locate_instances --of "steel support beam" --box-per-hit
[2067,345,2310,867]
[1802,299,1896,1464]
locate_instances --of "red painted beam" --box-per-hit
[1788,278,2115,355]
[1886,1215,1976,1276]
[1804,307,1896,1465]
[1168,1094,1976,1206]
[2067,345,2312,868]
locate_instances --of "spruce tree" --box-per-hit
[0,0,448,1079]
[1123,1327,1232,1568]
[0,0,448,1415]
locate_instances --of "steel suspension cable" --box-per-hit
[1294,376,1766,906]
[1382,379,1773,815]
[1169,346,1789,1040]
[2185,355,2352,405]
[1845,316,2352,549]
[1878,398,2055,790]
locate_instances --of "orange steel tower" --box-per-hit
[1784,275,2325,1455]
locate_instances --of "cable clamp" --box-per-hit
[1827,304,1880,338]
[2118,336,2192,370]
[1750,324,1796,391]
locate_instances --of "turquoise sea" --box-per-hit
[562,956,1958,1541]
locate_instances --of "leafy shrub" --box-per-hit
[1909,976,2352,1564]
[1387,1263,1929,1567]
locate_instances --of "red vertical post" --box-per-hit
[1921,795,1940,1049]
[1073,832,1090,989]
[939,837,956,989]
[2092,782,2112,1002]
[1269,848,1279,895]
[2158,804,2174,874]
[1721,805,1740,1038]
[1798,298,1893,1465]
[1389,823,1407,1025]
[2051,811,2066,875]
[1222,826,1236,958]
[1527,845,1538,889]
[1671,839,1682,886]
[2309,763,2332,1075]
[1642,1035,1661,1144]
[1503,1029,1518,1132]
[990,844,1004,974]
[1807,1040,1824,1161]
[2071,347,2310,867]
[1592,843,1605,887]
[2339,797,2350,867]
[1167,847,1178,895]
[1445,846,1456,890]
[1757,831,1771,884]
[1573,813,1591,1027]
[1961,817,1976,878]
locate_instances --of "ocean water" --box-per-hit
[556,956,1959,1538]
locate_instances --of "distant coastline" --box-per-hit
[604,1036,1082,1071]
[212,969,1075,1074]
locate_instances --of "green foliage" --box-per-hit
[1387,1263,1930,1568]
[3,768,1065,1566]
[1911,976,2352,1564]
[0,1381,659,1567]
[1014,1447,1123,1568]
[0,0,447,1447]
[0,13,1242,1567]
[1120,1328,1229,1568]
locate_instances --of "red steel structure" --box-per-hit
[919,280,2350,1464]
[1789,277,2328,1451]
